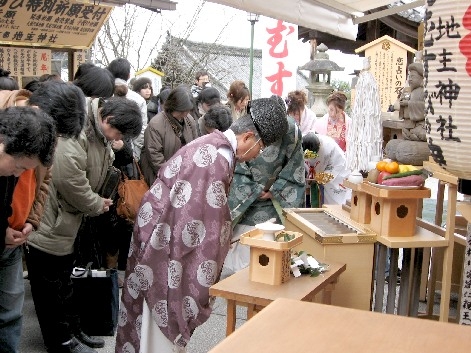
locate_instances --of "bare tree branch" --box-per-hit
[95,0,232,89]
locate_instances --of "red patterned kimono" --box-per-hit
[116,131,234,352]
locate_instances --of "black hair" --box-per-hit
[194,70,209,81]
[302,132,321,153]
[132,77,153,95]
[0,68,19,90]
[73,63,114,98]
[197,87,221,106]
[23,79,41,93]
[29,81,86,138]
[160,85,171,93]
[100,97,142,139]
[73,63,94,80]
[107,58,131,81]
[164,87,194,114]
[204,104,232,132]
[158,89,171,105]
[0,106,56,167]
[39,73,62,82]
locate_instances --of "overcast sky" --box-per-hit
[109,0,363,83]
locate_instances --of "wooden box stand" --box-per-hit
[240,229,303,285]
[344,179,372,224]
[283,207,376,310]
[361,182,431,237]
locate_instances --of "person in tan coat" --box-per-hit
[26,96,143,353]
[140,87,198,186]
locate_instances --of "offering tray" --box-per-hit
[283,208,376,244]
[240,229,303,250]
[360,181,431,199]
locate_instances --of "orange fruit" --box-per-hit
[376,161,387,172]
[385,161,399,174]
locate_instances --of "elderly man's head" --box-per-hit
[229,95,288,162]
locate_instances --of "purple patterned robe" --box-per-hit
[116,131,234,352]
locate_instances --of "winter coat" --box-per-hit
[27,98,114,256]
[140,111,198,186]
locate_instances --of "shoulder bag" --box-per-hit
[116,160,149,223]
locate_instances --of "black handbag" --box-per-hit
[71,262,119,336]
[99,166,121,199]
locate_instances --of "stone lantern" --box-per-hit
[299,43,344,117]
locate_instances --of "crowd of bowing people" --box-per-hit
[0,64,352,353]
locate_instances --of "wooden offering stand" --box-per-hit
[283,207,375,310]
[343,177,457,318]
[240,229,303,285]
[344,179,372,224]
[360,182,431,237]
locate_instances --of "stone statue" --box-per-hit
[385,62,430,165]
[400,63,425,141]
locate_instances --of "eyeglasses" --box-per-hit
[245,137,263,156]
[238,136,264,160]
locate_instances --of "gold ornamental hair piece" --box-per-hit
[314,172,334,185]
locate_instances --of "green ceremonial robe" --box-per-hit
[229,117,306,226]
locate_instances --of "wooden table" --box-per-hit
[209,261,346,336]
[209,298,471,353]
[374,226,449,316]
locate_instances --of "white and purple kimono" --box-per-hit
[116,130,235,352]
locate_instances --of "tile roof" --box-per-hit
[170,35,309,100]
[389,0,424,23]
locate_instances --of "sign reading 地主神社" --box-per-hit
[0,0,112,49]
[261,17,297,99]
[423,0,471,326]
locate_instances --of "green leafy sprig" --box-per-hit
[275,232,295,242]
[291,251,329,277]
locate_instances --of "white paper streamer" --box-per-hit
[346,58,383,172]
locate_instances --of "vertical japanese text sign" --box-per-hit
[261,17,297,99]
[424,2,471,179]
[0,46,50,76]
[73,51,87,76]
[424,2,471,326]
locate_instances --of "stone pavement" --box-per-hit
[20,271,247,353]
[19,268,458,353]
